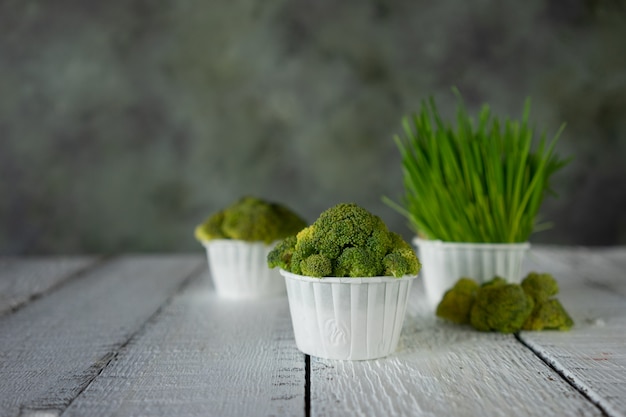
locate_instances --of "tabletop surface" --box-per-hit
[0,246,624,417]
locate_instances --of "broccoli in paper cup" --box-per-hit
[195,196,306,299]
[268,203,421,360]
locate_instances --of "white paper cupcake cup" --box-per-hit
[413,238,530,309]
[280,269,417,360]
[202,240,285,299]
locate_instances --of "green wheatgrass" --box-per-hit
[385,90,570,243]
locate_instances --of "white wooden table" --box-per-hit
[0,247,624,417]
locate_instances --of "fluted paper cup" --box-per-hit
[202,240,285,299]
[280,270,417,360]
[413,238,530,309]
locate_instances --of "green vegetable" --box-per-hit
[385,89,571,243]
[522,299,573,331]
[435,278,480,324]
[470,283,534,333]
[335,247,381,278]
[268,203,421,278]
[195,196,307,244]
[480,276,508,289]
[382,247,418,278]
[266,235,298,270]
[521,272,573,331]
[436,272,574,333]
[300,253,333,278]
[521,272,559,303]
[195,210,227,241]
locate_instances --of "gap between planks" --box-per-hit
[515,334,614,417]
[0,256,111,319]
[54,261,206,417]
[305,355,311,417]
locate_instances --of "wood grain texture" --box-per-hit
[308,247,611,417]
[1,249,623,417]
[310,311,602,417]
[0,255,203,417]
[520,247,626,417]
[0,256,96,315]
[61,273,305,417]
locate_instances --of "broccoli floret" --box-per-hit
[366,222,393,258]
[521,272,559,303]
[195,196,306,244]
[520,272,573,331]
[436,272,574,333]
[300,254,333,278]
[294,225,317,258]
[335,247,381,277]
[312,203,380,259]
[383,248,421,277]
[271,202,310,239]
[285,226,317,275]
[267,202,420,278]
[388,232,413,251]
[436,278,480,324]
[379,232,420,277]
[220,197,286,242]
[523,299,574,331]
[267,236,297,270]
[195,210,228,241]
[470,283,534,333]
[481,276,508,288]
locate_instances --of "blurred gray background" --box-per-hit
[1,0,625,255]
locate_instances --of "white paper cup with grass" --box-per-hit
[202,239,286,299]
[414,238,530,309]
[280,269,417,360]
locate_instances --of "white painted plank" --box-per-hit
[62,274,305,417]
[309,248,606,417]
[310,313,602,416]
[0,256,96,315]
[0,255,203,417]
[520,247,626,417]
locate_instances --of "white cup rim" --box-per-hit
[200,239,278,249]
[413,237,530,250]
[279,269,417,284]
